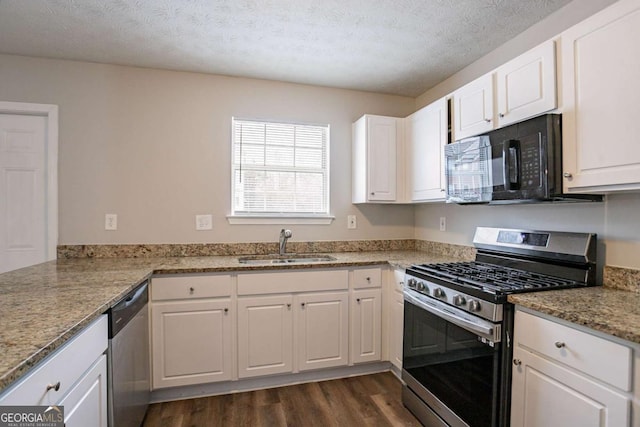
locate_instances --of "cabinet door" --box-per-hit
[496,40,556,127]
[351,288,382,364]
[511,348,630,427]
[238,295,294,378]
[367,115,398,201]
[562,0,640,192]
[406,98,447,202]
[389,290,404,370]
[59,355,107,427]
[296,292,348,371]
[452,73,494,141]
[152,299,232,388]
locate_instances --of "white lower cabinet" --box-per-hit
[151,274,233,389]
[0,315,108,426]
[237,295,294,378]
[238,291,350,378]
[59,355,108,427]
[351,288,382,364]
[389,269,405,370]
[152,299,233,388]
[511,309,636,427]
[297,292,349,371]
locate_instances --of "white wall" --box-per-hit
[0,54,416,244]
[413,0,640,269]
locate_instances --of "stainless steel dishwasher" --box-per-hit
[108,280,150,427]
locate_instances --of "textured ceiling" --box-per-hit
[0,0,572,97]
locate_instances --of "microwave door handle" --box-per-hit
[502,139,520,190]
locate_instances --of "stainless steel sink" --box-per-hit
[238,254,337,265]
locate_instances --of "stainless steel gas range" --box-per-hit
[402,227,597,427]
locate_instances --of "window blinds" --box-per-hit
[232,119,329,215]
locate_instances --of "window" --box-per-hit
[230,118,331,222]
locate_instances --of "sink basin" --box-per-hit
[238,254,337,265]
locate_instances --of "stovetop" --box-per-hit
[410,261,585,295]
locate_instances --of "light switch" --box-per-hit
[348,215,357,229]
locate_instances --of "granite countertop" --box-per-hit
[508,287,640,344]
[2,249,639,395]
[0,250,453,393]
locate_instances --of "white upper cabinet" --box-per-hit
[352,115,402,203]
[561,0,640,192]
[496,40,556,127]
[406,97,448,202]
[452,40,557,141]
[452,73,494,141]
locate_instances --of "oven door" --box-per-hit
[402,290,503,427]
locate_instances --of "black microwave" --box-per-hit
[444,114,601,204]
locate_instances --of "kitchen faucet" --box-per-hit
[279,229,292,255]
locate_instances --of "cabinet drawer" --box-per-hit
[238,269,348,295]
[0,315,108,405]
[152,274,232,301]
[352,267,382,289]
[515,310,632,391]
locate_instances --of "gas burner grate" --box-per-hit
[412,261,583,295]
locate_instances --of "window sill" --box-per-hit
[227,215,335,225]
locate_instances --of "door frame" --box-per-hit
[0,101,58,262]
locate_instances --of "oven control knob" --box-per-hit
[433,288,445,298]
[407,278,417,289]
[453,295,466,306]
[468,300,482,312]
[416,281,426,292]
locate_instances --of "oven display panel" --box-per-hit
[497,230,549,247]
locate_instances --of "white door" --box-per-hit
[237,295,294,378]
[59,355,108,427]
[367,116,398,201]
[496,40,556,127]
[350,288,382,364]
[0,113,50,273]
[151,299,232,388]
[452,73,494,141]
[296,291,349,371]
[511,348,630,427]
[407,97,448,202]
[561,0,640,192]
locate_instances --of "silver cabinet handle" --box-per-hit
[370,192,375,196]
[301,302,305,307]
[356,298,361,303]
[46,381,61,392]
[366,277,371,282]
[555,341,566,348]
[484,118,491,123]
[499,113,505,118]
[224,308,228,313]
[287,303,291,309]
[563,172,573,178]
[513,359,522,366]
[189,287,195,294]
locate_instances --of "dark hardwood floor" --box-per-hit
[143,372,421,426]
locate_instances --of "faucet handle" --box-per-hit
[281,229,292,238]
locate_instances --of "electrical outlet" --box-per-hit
[439,217,446,232]
[195,214,213,230]
[347,215,357,229]
[105,214,117,231]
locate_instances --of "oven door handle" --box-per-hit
[404,291,500,343]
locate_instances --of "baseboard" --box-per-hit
[150,361,393,403]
